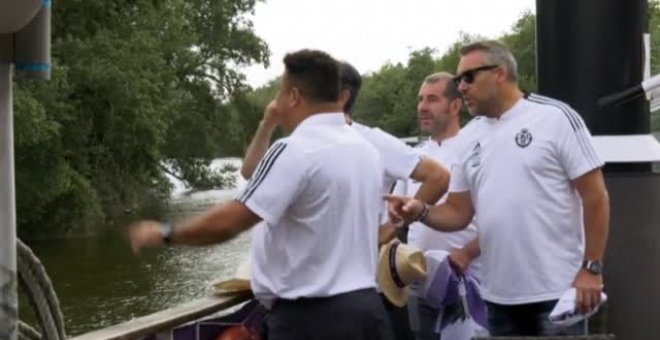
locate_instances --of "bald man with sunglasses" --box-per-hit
[386,40,610,337]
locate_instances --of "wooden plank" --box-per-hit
[70,293,251,340]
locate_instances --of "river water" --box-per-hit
[20,158,249,336]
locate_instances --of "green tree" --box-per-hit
[352,62,407,130]
[501,11,537,93]
[227,79,280,151]
[435,32,485,75]
[232,12,538,141]
[14,0,269,236]
[352,49,436,137]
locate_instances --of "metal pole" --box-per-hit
[536,0,649,137]
[0,63,17,340]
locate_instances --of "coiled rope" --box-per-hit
[17,239,66,340]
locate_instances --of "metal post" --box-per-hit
[0,63,17,340]
[536,0,649,137]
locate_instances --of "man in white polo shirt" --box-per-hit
[241,61,448,340]
[127,49,393,340]
[386,40,610,337]
[390,72,481,340]
[338,62,448,340]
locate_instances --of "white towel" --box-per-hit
[548,288,608,326]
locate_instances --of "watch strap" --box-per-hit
[160,222,174,245]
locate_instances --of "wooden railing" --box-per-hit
[69,293,251,340]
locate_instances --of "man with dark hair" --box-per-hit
[387,40,609,336]
[336,61,449,241]
[241,61,448,340]
[128,49,393,340]
[339,61,362,114]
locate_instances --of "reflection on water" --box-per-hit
[24,222,250,336]
[20,158,250,336]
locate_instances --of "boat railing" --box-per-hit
[68,293,251,340]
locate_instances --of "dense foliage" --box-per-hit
[15,2,660,236]
[14,0,268,235]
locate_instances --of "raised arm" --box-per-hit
[240,100,281,179]
[128,201,261,252]
[409,156,450,204]
[385,190,475,232]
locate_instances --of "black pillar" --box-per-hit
[536,0,649,136]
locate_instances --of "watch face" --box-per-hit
[587,261,603,274]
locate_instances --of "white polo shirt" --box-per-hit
[351,121,423,222]
[396,138,479,257]
[238,113,384,308]
[449,94,604,305]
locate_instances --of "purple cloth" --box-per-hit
[423,253,488,331]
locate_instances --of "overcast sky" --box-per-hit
[240,0,536,87]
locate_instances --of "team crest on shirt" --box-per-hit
[515,128,533,148]
[468,142,482,167]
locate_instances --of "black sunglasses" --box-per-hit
[453,65,499,85]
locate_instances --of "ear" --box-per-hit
[289,86,302,108]
[450,97,463,116]
[496,67,508,84]
[339,89,351,106]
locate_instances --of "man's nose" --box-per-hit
[458,81,469,93]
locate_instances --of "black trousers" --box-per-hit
[487,300,588,336]
[380,293,415,340]
[266,288,394,340]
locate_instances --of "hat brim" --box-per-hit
[377,242,409,307]
[212,279,251,296]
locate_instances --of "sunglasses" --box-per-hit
[453,65,499,85]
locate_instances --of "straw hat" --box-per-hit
[212,258,251,296]
[377,241,427,307]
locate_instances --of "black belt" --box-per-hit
[275,287,376,306]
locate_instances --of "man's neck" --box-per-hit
[431,125,460,143]
[308,102,343,115]
[491,86,524,119]
[286,102,343,133]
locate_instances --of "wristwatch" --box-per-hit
[160,222,174,245]
[415,203,430,224]
[582,259,604,275]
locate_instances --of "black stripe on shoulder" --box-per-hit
[238,142,287,203]
[527,94,582,131]
[527,94,600,167]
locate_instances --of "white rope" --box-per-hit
[17,239,66,340]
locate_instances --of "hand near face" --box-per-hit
[263,100,283,129]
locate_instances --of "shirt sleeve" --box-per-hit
[236,141,307,225]
[391,179,408,196]
[445,138,471,193]
[448,158,470,193]
[553,107,604,180]
[368,127,423,180]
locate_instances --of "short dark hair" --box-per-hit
[339,62,362,115]
[283,49,340,103]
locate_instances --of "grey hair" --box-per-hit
[423,72,462,101]
[459,40,518,82]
